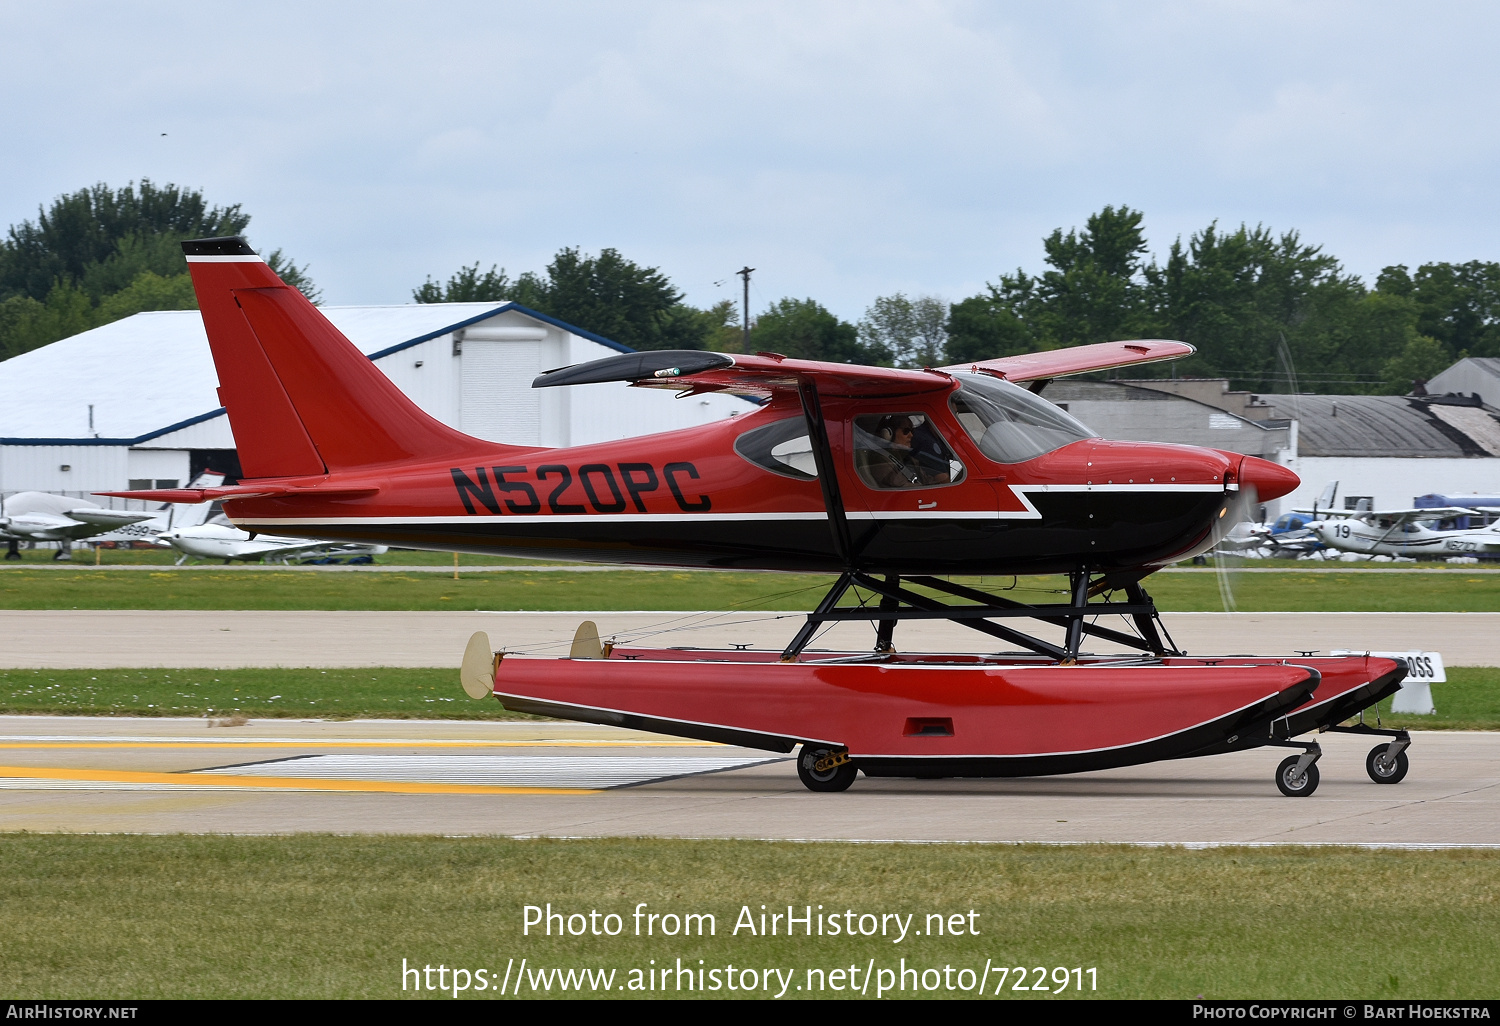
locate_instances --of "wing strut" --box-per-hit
[797,380,853,567]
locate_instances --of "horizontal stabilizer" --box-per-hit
[98,484,380,504]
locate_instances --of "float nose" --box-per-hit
[1237,456,1299,502]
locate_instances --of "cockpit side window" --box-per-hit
[733,418,818,480]
[948,373,1097,464]
[852,413,965,489]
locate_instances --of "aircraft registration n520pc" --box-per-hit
[110,238,1415,797]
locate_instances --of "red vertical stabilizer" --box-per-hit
[183,236,495,477]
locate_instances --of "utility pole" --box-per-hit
[737,266,754,352]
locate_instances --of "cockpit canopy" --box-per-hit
[732,373,1098,482]
[948,373,1097,464]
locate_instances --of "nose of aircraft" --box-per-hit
[1236,455,1299,502]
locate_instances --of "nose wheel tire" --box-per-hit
[1275,755,1320,797]
[797,744,858,792]
[1366,744,1409,784]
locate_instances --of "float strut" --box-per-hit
[874,575,899,652]
[1064,570,1090,660]
[782,572,853,662]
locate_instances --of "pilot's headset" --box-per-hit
[876,415,917,442]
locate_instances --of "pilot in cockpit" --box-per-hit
[865,415,951,488]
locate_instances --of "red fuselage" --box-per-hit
[222,387,1296,576]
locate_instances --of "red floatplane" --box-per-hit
[110,237,1414,797]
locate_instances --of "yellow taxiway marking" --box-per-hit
[0,765,598,795]
[0,739,719,750]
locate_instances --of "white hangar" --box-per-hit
[0,303,749,498]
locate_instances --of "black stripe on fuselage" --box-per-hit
[238,490,1226,575]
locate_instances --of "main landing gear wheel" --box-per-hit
[1366,744,1410,784]
[797,744,857,793]
[1275,756,1320,797]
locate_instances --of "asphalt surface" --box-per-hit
[1,608,1493,844]
[1,610,1497,667]
[0,716,1494,844]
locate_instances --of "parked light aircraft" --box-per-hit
[1214,512,1325,558]
[155,521,388,564]
[1,472,223,557]
[1306,506,1500,559]
[108,237,1415,797]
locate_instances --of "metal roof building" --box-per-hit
[1109,380,1500,515]
[0,303,748,499]
[1041,380,1291,459]
[1426,357,1500,410]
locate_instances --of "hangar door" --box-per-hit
[458,326,545,445]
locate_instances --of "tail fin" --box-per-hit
[171,471,225,529]
[184,237,486,478]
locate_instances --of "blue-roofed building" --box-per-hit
[0,303,748,499]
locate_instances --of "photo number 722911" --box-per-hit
[992,966,1097,993]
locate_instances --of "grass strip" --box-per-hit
[0,667,534,720]
[0,836,1494,999]
[0,666,1494,727]
[1,569,1500,611]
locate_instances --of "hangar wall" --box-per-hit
[0,445,125,495]
[1275,456,1500,514]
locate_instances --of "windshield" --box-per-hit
[948,373,1097,464]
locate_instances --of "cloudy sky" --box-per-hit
[2,1,1497,319]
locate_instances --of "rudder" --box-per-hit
[184,237,490,477]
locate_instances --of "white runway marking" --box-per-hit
[198,754,784,789]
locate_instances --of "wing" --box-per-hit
[533,350,950,400]
[939,339,1195,382]
[239,538,384,561]
[63,509,158,529]
[1295,506,1482,523]
[531,339,1195,400]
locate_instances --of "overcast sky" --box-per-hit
[2,1,1498,320]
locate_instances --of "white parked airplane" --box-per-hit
[1305,506,1500,559]
[1,472,223,558]
[154,522,388,565]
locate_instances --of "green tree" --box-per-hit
[536,247,690,350]
[414,247,729,351]
[1382,334,1454,393]
[412,262,530,303]
[94,271,199,323]
[1144,223,1403,391]
[1376,261,1500,360]
[266,250,322,305]
[950,207,1432,393]
[750,298,873,363]
[661,299,742,353]
[0,181,315,360]
[858,293,948,367]
[944,205,1151,361]
[943,292,1034,364]
[0,180,248,302]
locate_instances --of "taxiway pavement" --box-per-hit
[1,610,1496,667]
[0,716,1495,845]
